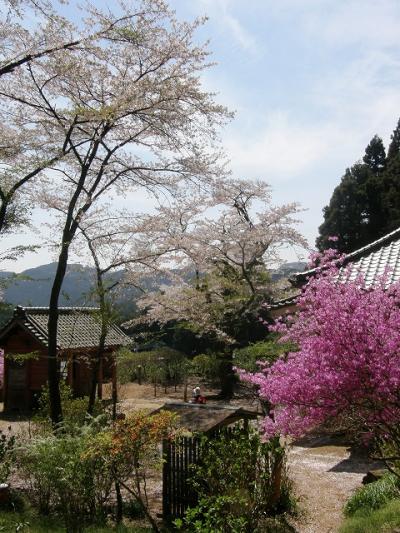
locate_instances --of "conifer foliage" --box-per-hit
[317,119,400,253]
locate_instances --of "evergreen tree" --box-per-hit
[317,132,393,253]
[363,135,386,172]
[387,118,400,161]
[382,119,400,233]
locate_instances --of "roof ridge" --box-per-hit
[20,306,100,314]
[291,226,400,284]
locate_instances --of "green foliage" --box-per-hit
[317,118,400,253]
[175,495,250,532]
[339,498,400,533]
[36,382,103,430]
[0,428,16,484]
[0,502,152,532]
[233,337,295,373]
[16,423,114,532]
[177,427,296,532]
[344,474,400,517]
[117,347,188,388]
[0,302,13,329]
[5,351,40,363]
[191,353,220,383]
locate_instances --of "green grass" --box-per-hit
[344,474,400,517]
[339,498,400,533]
[0,507,152,532]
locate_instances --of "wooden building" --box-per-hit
[0,306,131,412]
[270,226,400,317]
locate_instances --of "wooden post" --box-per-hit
[162,439,170,521]
[111,360,117,419]
[67,353,74,388]
[97,357,103,400]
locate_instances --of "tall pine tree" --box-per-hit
[317,124,400,253]
[382,118,400,233]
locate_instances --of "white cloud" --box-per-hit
[224,13,257,52]
[224,111,332,181]
[194,0,259,54]
[304,0,400,49]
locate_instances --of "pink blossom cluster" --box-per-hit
[239,258,400,439]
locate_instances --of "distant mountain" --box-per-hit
[0,260,307,310]
[2,263,99,307]
[269,261,308,282]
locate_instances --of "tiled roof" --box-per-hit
[271,227,400,311]
[268,294,298,310]
[151,402,260,433]
[291,226,400,289]
[0,306,131,350]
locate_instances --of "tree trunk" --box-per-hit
[87,333,106,414]
[48,242,71,426]
[0,197,9,235]
[219,351,235,400]
[115,480,123,523]
[270,453,284,508]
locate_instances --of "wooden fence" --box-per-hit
[162,427,238,520]
[162,435,201,520]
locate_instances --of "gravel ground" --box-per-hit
[289,435,383,533]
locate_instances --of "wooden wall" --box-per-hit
[2,325,47,411]
[1,325,117,411]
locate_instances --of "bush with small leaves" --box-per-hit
[16,422,114,532]
[176,426,296,532]
[0,427,16,484]
[344,474,400,517]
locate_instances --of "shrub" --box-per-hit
[233,337,294,373]
[36,381,103,430]
[344,474,400,517]
[84,410,177,531]
[191,353,220,383]
[117,347,188,391]
[176,426,296,532]
[16,423,114,532]
[0,427,16,484]
[238,253,400,446]
[340,498,400,533]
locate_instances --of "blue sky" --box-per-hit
[174,0,400,250]
[3,0,400,271]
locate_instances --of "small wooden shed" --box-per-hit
[0,306,131,412]
[153,401,260,434]
[156,402,261,520]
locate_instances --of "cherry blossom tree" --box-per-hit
[132,178,306,397]
[5,0,230,424]
[238,256,400,466]
[71,207,179,414]
[0,0,152,251]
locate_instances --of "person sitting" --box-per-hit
[192,386,206,404]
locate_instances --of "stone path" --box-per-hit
[288,435,383,533]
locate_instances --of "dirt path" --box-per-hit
[289,435,383,533]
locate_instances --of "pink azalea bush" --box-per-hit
[238,257,400,442]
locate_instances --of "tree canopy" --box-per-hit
[317,119,400,253]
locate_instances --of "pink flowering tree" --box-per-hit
[238,254,400,468]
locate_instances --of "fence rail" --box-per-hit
[162,426,238,520]
[162,435,201,520]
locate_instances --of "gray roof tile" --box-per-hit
[272,227,400,310]
[1,306,131,350]
[292,226,400,289]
